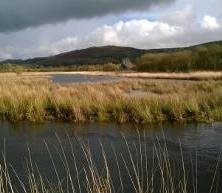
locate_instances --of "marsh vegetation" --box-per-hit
[1,73,222,123]
[0,72,221,193]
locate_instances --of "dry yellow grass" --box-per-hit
[0,73,222,123]
[2,71,222,81]
[16,71,222,80]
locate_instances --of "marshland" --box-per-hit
[0,71,221,192]
[1,71,222,123]
[0,71,221,193]
[1,0,222,191]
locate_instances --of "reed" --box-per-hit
[1,74,222,123]
[0,133,220,193]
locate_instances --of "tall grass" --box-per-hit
[0,133,220,193]
[1,74,222,123]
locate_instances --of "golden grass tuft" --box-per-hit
[1,73,222,123]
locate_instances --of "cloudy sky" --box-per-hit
[0,0,221,59]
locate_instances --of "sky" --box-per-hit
[0,0,221,59]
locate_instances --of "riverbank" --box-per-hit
[1,72,222,123]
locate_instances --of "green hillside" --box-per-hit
[2,46,146,67]
[1,41,222,72]
[135,41,222,72]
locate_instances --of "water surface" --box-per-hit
[51,74,122,84]
[0,121,221,192]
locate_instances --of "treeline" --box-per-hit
[0,63,27,73]
[135,44,222,72]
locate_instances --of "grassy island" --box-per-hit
[1,72,222,123]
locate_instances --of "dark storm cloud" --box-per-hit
[0,0,173,32]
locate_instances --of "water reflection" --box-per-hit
[0,121,221,192]
[51,74,122,84]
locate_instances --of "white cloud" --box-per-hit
[87,19,182,48]
[1,5,222,60]
[21,19,182,57]
[46,37,79,55]
[0,46,15,60]
[162,5,195,26]
[201,15,220,30]
[46,19,182,53]
[31,8,220,56]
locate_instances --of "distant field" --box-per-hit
[1,72,222,123]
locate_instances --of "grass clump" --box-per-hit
[1,74,222,123]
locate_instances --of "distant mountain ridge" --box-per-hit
[1,41,222,67]
[1,46,146,66]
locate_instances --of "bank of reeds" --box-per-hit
[1,74,222,123]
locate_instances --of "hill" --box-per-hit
[1,41,222,72]
[135,41,222,72]
[2,46,146,67]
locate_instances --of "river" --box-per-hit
[51,73,122,84]
[0,121,221,192]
